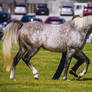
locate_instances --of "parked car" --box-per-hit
[35,5,49,15]
[60,6,73,16]
[45,16,65,25]
[21,14,42,23]
[6,19,19,24]
[0,12,10,30]
[83,6,92,16]
[0,5,3,12]
[14,5,27,15]
[73,3,88,16]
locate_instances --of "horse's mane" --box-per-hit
[13,21,23,30]
[72,15,92,29]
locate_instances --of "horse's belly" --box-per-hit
[44,47,66,52]
[43,41,66,52]
[42,26,67,52]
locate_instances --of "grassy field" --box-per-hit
[0,42,92,92]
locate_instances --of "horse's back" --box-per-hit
[18,20,84,52]
[41,23,71,52]
[41,21,83,52]
[19,21,43,46]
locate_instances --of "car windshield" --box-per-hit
[47,18,64,22]
[38,6,47,8]
[21,15,36,22]
[15,5,26,7]
[62,6,72,8]
[0,13,10,23]
[76,5,82,9]
[84,7,92,9]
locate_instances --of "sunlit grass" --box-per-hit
[0,42,92,92]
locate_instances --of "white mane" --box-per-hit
[72,15,92,29]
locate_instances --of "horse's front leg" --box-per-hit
[10,49,25,81]
[77,51,90,79]
[63,49,75,80]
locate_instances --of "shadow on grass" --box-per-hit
[79,78,92,81]
[71,77,92,81]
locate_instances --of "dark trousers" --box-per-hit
[52,52,85,80]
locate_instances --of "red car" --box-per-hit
[45,16,65,25]
[6,19,19,24]
[83,6,92,16]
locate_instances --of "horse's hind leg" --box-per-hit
[63,49,75,80]
[22,49,39,79]
[10,48,26,80]
[77,51,90,79]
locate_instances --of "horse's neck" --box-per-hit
[73,16,92,29]
[73,16,92,38]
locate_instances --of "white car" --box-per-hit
[73,3,88,16]
[14,5,27,15]
[60,6,73,16]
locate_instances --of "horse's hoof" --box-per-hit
[63,77,67,80]
[69,70,78,77]
[52,77,58,80]
[10,78,16,81]
[35,77,39,80]
[34,74,39,80]
[78,74,81,79]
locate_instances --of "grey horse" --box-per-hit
[2,15,92,80]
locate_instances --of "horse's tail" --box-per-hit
[2,21,23,72]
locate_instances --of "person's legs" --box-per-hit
[71,55,85,71]
[69,54,85,77]
[52,52,66,80]
[52,52,85,80]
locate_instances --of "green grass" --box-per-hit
[0,42,92,92]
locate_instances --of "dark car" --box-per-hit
[35,5,49,15]
[0,12,10,30]
[83,6,92,16]
[21,14,42,23]
[45,16,65,25]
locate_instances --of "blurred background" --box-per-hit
[0,0,92,42]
